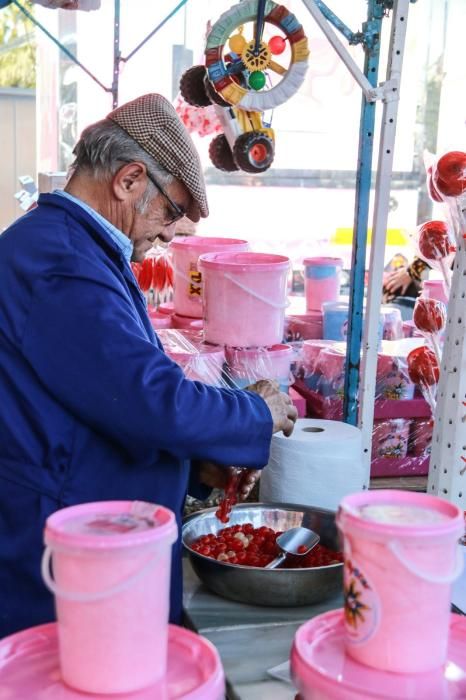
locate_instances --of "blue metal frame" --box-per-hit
[343,2,384,425]
[10,0,189,108]
[314,0,362,45]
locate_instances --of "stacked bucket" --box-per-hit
[169,236,294,391]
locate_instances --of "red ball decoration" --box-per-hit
[433,151,466,197]
[268,35,286,55]
[418,220,451,260]
[407,346,440,387]
[413,297,446,334]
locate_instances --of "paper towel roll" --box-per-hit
[259,418,364,511]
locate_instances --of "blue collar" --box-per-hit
[53,189,134,263]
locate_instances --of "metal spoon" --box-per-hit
[265,527,320,570]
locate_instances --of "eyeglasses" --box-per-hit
[145,170,186,226]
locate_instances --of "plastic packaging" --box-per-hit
[199,252,290,347]
[224,344,294,393]
[292,339,433,477]
[337,490,464,673]
[42,501,177,694]
[157,329,225,386]
[170,236,249,318]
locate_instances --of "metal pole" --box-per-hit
[343,2,383,428]
[358,0,411,484]
[428,205,466,509]
[112,0,121,108]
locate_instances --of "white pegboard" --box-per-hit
[428,212,466,508]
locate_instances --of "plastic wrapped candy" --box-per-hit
[412,296,446,364]
[372,419,410,460]
[432,151,466,198]
[407,346,440,413]
[215,468,251,523]
[417,220,455,292]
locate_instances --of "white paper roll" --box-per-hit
[259,418,364,512]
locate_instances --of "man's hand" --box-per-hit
[199,462,260,500]
[245,378,281,399]
[263,391,298,436]
[246,378,297,437]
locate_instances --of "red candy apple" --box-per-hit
[418,220,452,260]
[433,151,466,197]
[407,346,440,387]
[413,297,446,334]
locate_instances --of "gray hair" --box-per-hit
[70,119,173,213]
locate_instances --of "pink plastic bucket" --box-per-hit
[168,344,225,385]
[199,252,290,347]
[291,609,466,700]
[172,313,204,331]
[158,301,175,315]
[170,237,249,318]
[42,501,177,694]
[285,311,323,341]
[303,257,343,312]
[336,490,464,673]
[423,279,449,305]
[148,309,172,330]
[225,344,293,392]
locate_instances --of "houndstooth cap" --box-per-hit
[107,94,208,221]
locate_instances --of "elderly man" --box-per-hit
[0,94,297,638]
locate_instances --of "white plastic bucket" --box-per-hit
[199,252,290,347]
[42,501,177,694]
[337,490,464,673]
[170,237,249,318]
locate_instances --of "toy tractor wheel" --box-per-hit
[209,134,239,172]
[204,77,230,107]
[233,132,274,173]
[179,65,211,107]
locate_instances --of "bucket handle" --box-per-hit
[223,272,289,310]
[388,541,464,584]
[41,545,160,603]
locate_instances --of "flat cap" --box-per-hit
[107,94,208,221]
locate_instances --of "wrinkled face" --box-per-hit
[129,178,194,262]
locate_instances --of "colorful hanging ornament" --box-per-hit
[268,35,286,55]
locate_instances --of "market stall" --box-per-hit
[0,1,465,699]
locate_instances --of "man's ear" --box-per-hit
[112,162,147,202]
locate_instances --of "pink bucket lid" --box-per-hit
[148,311,172,329]
[169,235,248,250]
[44,501,177,551]
[291,609,466,700]
[338,490,464,540]
[199,251,290,272]
[158,302,175,316]
[303,256,343,267]
[225,343,293,363]
[302,340,335,364]
[0,622,225,700]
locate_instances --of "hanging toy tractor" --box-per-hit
[179,0,309,174]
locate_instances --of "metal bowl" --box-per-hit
[182,502,343,607]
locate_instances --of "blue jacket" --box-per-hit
[0,194,272,638]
